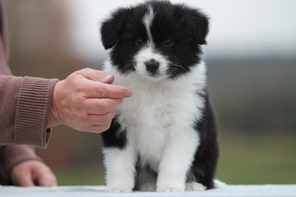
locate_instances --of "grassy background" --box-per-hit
[53,131,296,186]
[217,131,296,184]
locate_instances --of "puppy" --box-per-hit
[100,0,219,192]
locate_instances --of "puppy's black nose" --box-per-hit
[145,59,159,74]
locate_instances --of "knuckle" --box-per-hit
[98,101,110,113]
[97,85,106,98]
[83,68,91,72]
[93,113,112,126]
[88,124,109,133]
[79,116,93,131]
[109,111,117,119]
[100,123,112,132]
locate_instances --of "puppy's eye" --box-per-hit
[135,38,144,46]
[164,38,174,47]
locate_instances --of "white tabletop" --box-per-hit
[1,185,296,197]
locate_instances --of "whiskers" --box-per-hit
[119,61,135,74]
[167,62,189,79]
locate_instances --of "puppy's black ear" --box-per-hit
[187,10,209,45]
[100,9,125,50]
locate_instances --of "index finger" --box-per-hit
[89,82,132,99]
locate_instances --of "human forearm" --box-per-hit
[0,75,59,148]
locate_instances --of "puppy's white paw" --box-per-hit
[157,176,185,192]
[213,179,227,188]
[157,187,183,192]
[185,182,206,191]
[157,182,184,192]
[106,186,132,193]
[140,183,157,192]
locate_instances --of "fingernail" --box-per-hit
[124,90,132,97]
[103,74,113,82]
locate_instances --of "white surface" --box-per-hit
[1,185,296,197]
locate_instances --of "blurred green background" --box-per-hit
[3,0,296,185]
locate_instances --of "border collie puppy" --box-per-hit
[100,0,219,193]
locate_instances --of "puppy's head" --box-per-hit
[100,0,209,80]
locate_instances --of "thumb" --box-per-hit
[78,68,114,84]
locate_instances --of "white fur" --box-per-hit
[103,147,136,192]
[103,60,207,192]
[143,5,155,47]
[186,182,206,191]
[214,179,228,188]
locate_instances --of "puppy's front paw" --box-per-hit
[106,186,133,193]
[157,186,184,192]
[186,182,206,191]
[140,183,157,192]
[157,182,184,192]
[157,176,185,192]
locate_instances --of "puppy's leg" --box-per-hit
[156,128,199,192]
[103,146,136,193]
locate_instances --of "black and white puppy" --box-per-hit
[100,0,219,193]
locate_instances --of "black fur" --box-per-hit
[101,116,127,149]
[189,90,219,189]
[101,0,209,79]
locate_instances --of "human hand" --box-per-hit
[10,160,57,187]
[48,68,132,132]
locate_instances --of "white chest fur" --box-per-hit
[104,61,207,170]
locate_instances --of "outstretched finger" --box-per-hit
[87,82,132,99]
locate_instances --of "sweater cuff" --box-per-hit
[0,145,41,185]
[14,77,59,148]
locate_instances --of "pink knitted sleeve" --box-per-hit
[0,75,59,147]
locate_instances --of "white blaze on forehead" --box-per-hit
[137,5,169,80]
[142,5,155,46]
